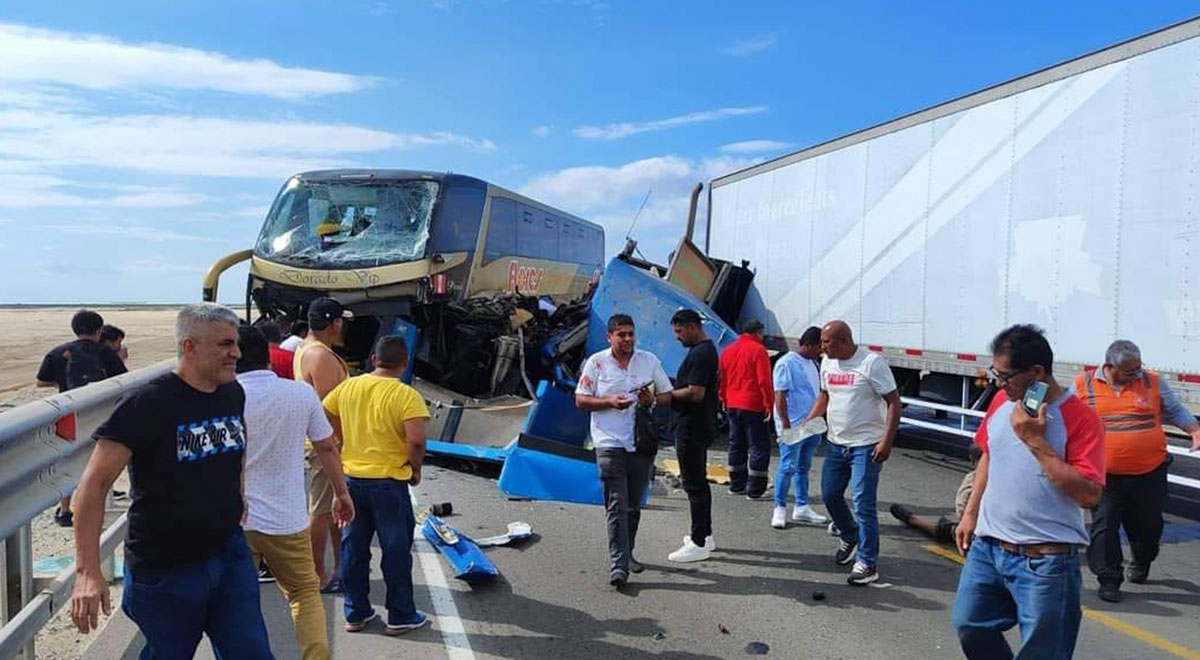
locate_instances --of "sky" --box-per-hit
[0,1,1197,304]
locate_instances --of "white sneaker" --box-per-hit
[771,507,787,529]
[827,521,841,537]
[668,537,712,563]
[792,505,828,525]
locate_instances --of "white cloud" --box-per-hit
[0,173,204,208]
[573,105,768,140]
[724,34,778,57]
[233,205,271,218]
[720,139,793,154]
[532,125,554,138]
[0,111,495,179]
[521,153,762,260]
[37,224,217,242]
[0,23,376,100]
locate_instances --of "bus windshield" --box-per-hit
[255,178,440,269]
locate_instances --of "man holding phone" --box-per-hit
[576,314,672,588]
[952,324,1105,660]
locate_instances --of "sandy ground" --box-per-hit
[0,307,180,659]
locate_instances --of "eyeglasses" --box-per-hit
[987,365,1025,384]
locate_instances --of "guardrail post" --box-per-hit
[1,524,34,660]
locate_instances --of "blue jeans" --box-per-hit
[774,433,821,508]
[951,537,1083,660]
[820,443,882,566]
[340,477,420,626]
[122,528,275,660]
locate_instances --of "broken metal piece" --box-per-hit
[474,521,533,548]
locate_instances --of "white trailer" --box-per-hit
[706,17,1200,503]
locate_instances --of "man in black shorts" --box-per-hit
[663,309,721,563]
[36,309,127,526]
[69,303,275,659]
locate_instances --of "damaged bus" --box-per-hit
[203,169,605,398]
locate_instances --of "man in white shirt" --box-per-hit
[575,314,673,589]
[805,320,900,586]
[236,326,354,660]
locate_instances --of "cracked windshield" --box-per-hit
[256,178,439,269]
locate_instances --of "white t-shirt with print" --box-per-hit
[821,347,897,448]
[238,369,334,536]
[576,348,673,451]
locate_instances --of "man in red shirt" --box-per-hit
[260,321,295,380]
[719,319,774,498]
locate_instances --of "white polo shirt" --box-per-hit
[821,347,897,447]
[576,348,673,451]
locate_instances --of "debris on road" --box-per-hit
[420,514,499,582]
[474,521,534,547]
[718,623,730,635]
[745,641,770,655]
[811,590,826,601]
[659,458,731,486]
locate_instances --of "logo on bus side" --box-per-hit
[508,260,545,294]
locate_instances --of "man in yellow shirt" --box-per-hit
[323,335,430,636]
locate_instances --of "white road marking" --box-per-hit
[416,536,477,660]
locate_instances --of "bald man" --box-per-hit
[804,320,900,585]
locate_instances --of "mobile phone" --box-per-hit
[1023,380,1048,416]
[627,380,654,394]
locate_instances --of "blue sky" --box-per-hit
[0,1,1196,303]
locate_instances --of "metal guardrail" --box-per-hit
[0,359,174,660]
[899,396,1200,491]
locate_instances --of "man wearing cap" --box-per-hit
[295,297,351,593]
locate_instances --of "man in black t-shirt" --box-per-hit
[661,309,721,563]
[69,304,275,660]
[35,309,127,527]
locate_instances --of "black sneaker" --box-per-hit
[1126,564,1149,585]
[258,562,276,583]
[745,491,769,501]
[727,486,747,496]
[889,503,914,524]
[835,538,858,565]
[1098,583,1123,603]
[628,558,644,574]
[609,569,628,589]
[53,507,73,528]
[847,562,878,586]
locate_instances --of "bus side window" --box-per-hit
[484,197,516,263]
[432,186,486,253]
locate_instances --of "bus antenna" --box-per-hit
[625,189,652,240]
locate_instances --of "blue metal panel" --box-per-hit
[389,318,421,383]
[425,440,510,464]
[586,258,737,376]
[520,380,589,447]
[497,445,604,505]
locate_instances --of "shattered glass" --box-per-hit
[254,178,439,269]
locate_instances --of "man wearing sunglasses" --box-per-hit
[952,324,1105,660]
[1074,340,1200,603]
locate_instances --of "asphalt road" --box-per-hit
[88,443,1200,660]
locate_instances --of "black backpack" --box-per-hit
[64,343,107,390]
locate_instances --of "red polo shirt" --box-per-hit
[718,334,774,414]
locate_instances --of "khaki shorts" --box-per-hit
[305,447,335,517]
